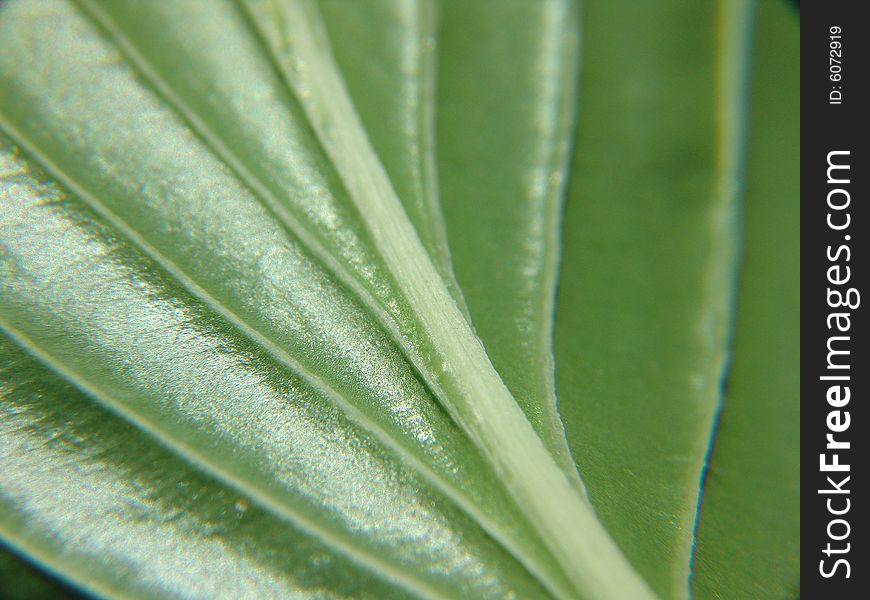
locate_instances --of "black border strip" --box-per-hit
[802,1,867,596]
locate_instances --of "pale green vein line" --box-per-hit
[527,0,586,496]
[0,116,568,600]
[716,0,754,188]
[406,0,470,320]
[233,0,459,412]
[686,0,755,592]
[0,317,449,600]
[70,0,422,396]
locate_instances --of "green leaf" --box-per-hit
[552,1,749,598]
[0,129,561,598]
[0,0,652,598]
[0,4,556,600]
[0,334,413,600]
[0,0,799,595]
[433,0,585,491]
[692,1,800,597]
[131,0,649,592]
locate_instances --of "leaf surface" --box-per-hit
[0,128,568,598]
[552,1,748,598]
[0,0,566,597]
[692,2,800,597]
[0,0,650,598]
[0,335,412,600]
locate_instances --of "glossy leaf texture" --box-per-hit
[0,334,414,600]
[0,2,592,595]
[0,0,651,599]
[692,1,800,597]
[0,130,565,599]
[0,0,800,597]
[552,0,749,598]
